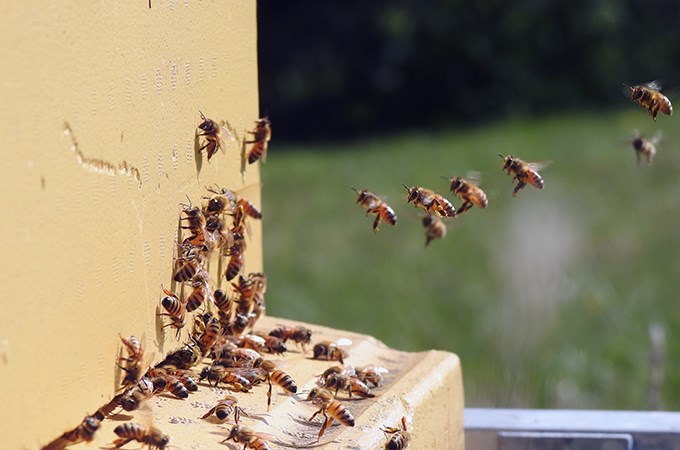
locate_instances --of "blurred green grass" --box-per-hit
[260,110,680,409]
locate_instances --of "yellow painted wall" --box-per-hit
[0,2,261,448]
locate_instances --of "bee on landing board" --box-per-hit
[197,111,233,162]
[246,117,272,164]
[312,339,351,364]
[498,154,549,196]
[268,325,312,351]
[402,184,456,218]
[631,131,662,165]
[623,81,673,121]
[306,387,355,441]
[111,422,170,450]
[443,176,488,214]
[201,395,244,423]
[221,425,272,450]
[382,416,411,450]
[252,358,298,410]
[351,188,398,232]
[422,215,447,247]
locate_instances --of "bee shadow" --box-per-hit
[193,132,203,174]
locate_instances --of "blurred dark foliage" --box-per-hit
[258,0,680,142]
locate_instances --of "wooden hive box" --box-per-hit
[0,2,464,448]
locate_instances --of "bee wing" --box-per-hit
[336,338,353,347]
[526,160,552,172]
[465,170,483,185]
[644,80,664,91]
[651,130,663,145]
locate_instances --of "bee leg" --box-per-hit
[267,378,273,411]
[372,215,381,232]
[309,408,322,422]
[512,181,525,197]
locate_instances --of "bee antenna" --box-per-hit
[401,183,410,190]
[440,176,451,181]
[199,110,206,120]
[497,153,506,159]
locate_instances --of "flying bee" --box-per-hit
[197,111,233,161]
[246,117,272,164]
[306,387,355,441]
[201,395,244,423]
[498,154,549,196]
[268,325,312,350]
[382,416,411,450]
[252,358,297,410]
[623,80,673,121]
[237,198,263,221]
[631,131,662,165]
[402,184,456,217]
[356,365,389,387]
[120,377,156,411]
[111,422,170,450]
[352,188,398,232]
[444,175,488,214]
[41,413,102,450]
[421,215,447,247]
[118,334,145,389]
[222,425,272,450]
[312,339,351,364]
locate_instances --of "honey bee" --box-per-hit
[155,340,201,370]
[222,425,272,450]
[444,176,488,214]
[159,288,186,337]
[180,201,207,241]
[194,314,222,355]
[111,422,170,450]
[197,111,232,161]
[422,215,446,247]
[199,365,252,391]
[313,340,350,364]
[173,255,202,283]
[224,227,246,281]
[253,358,298,410]
[382,416,411,450]
[306,387,355,441]
[147,368,190,399]
[186,273,209,313]
[246,117,272,165]
[320,371,375,399]
[623,80,673,121]
[120,377,156,411]
[41,413,102,450]
[268,325,312,350]
[214,288,233,314]
[356,365,389,387]
[223,313,251,337]
[118,334,145,389]
[352,188,398,232]
[201,395,244,423]
[498,154,549,196]
[632,131,662,165]
[204,185,238,216]
[261,334,287,354]
[402,184,456,217]
[236,198,263,222]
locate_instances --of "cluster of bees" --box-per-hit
[42,113,410,450]
[355,81,673,244]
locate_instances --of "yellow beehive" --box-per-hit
[0,2,464,449]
